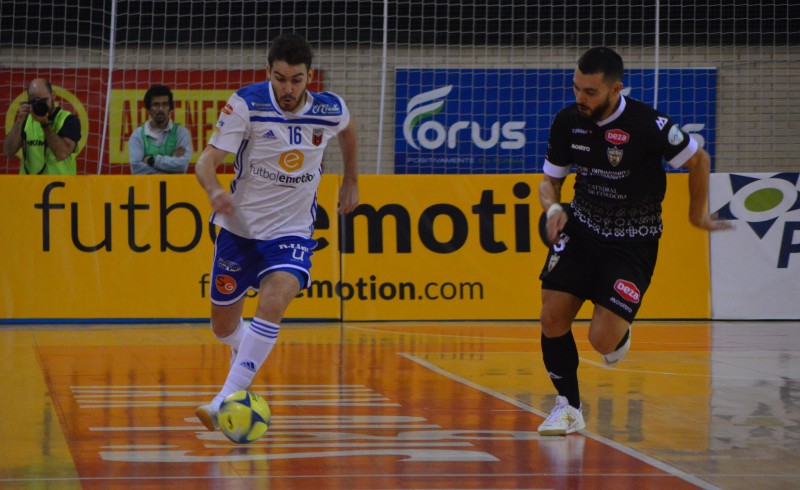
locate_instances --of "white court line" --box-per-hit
[395,350,785,382]
[399,352,721,490]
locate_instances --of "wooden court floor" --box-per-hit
[1,320,799,489]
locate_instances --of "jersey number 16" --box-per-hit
[289,126,302,145]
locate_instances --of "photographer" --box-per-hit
[3,78,81,175]
[128,85,192,175]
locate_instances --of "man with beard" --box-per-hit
[4,78,81,175]
[128,85,192,174]
[193,33,359,431]
[536,47,731,435]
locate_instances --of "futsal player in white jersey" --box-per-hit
[194,33,359,430]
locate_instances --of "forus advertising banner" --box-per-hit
[710,173,800,319]
[394,68,716,174]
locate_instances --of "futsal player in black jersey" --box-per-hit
[536,47,731,435]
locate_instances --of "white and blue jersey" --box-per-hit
[209,82,350,241]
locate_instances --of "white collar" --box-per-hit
[144,119,174,138]
[595,95,627,127]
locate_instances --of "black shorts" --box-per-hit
[539,217,659,323]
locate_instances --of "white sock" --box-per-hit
[214,317,245,351]
[210,317,279,410]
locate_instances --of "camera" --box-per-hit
[28,97,50,117]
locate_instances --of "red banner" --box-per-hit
[1,69,323,174]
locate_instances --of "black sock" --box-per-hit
[615,329,630,350]
[541,330,580,409]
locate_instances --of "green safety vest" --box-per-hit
[20,109,77,175]
[142,123,180,158]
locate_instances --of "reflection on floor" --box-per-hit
[1,320,798,489]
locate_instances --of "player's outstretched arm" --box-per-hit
[684,148,733,232]
[196,144,234,216]
[336,116,359,215]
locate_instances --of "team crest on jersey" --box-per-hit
[312,128,323,146]
[607,146,624,166]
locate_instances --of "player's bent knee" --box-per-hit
[254,302,289,324]
[539,314,572,338]
[541,325,571,339]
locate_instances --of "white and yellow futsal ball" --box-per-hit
[218,390,271,444]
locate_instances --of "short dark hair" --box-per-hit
[144,85,174,110]
[577,47,624,84]
[268,33,313,70]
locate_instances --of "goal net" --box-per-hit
[1,1,798,175]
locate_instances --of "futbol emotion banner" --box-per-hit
[0,175,340,321]
[0,69,323,172]
[709,173,800,319]
[394,68,716,174]
[0,174,709,322]
[337,174,709,320]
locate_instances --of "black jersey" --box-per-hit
[544,96,697,241]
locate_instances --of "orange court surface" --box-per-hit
[2,320,799,489]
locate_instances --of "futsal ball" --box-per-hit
[218,390,271,444]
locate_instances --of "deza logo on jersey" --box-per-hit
[614,279,641,303]
[605,129,630,145]
[402,85,526,151]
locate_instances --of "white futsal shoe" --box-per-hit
[602,328,631,367]
[537,395,585,436]
[195,403,219,431]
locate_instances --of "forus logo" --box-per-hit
[402,85,526,151]
[713,173,800,268]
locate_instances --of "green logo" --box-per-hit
[713,173,800,238]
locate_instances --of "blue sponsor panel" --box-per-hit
[395,68,716,174]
